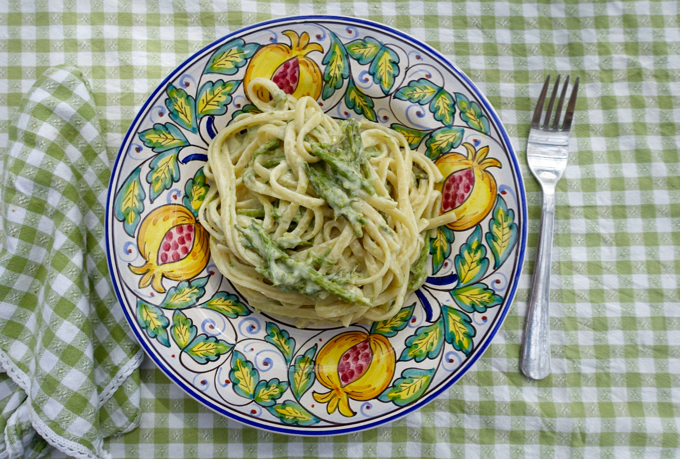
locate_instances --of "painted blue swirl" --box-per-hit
[498,184,517,206]
[165,188,182,204]
[407,68,432,79]
[473,313,490,326]
[335,104,351,120]
[262,29,279,43]
[233,95,248,108]
[488,272,508,293]
[119,241,139,263]
[442,351,462,371]
[405,104,432,130]
[149,105,167,124]
[407,50,424,63]
[464,132,486,148]
[308,24,327,42]
[178,73,197,90]
[238,318,261,336]
[356,70,374,90]
[201,314,228,337]
[360,402,373,417]
[253,349,279,373]
[377,108,391,124]
[249,404,263,417]
[192,372,210,392]
[336,26,359,40]
[216,366,230,388]
[127,143,146,161]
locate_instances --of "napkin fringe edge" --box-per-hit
[0,349,123,459]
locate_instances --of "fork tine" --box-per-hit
[561,76,580,131]
[531,75,551,128]
[551,75,570,130]
[542,74,560,129]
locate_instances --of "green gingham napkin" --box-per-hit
[0,66,144,459]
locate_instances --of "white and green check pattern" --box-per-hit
[1,1,679,458]
[0,66,144,459]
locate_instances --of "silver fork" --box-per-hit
[520,74,579,380]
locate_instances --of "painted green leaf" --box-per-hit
[136,299,170,347]
[265,322,295,364]
[346,37,381,64]
[288,345,316,399]
[378,368,435,407]
[253,379,289,407]
[399,318,444,362]
[430,226,454,275]
[395,78,439,105]
[455,225,489,287]
[425,127,465,160]
[231,104,262,120]
[160,275,210,309]
[114,167,145,237]
[345,80,376,122]
[455,93,490,134]
[183,167,209,217]
[206,38,260,75]
[138,123,189,153]
[166,84,197,133]
[322,32,350,100]
[451,283,502,314]
[146,148,180,203]
[486,195,518,270]
[201,292,250,318]
[267,400,320,426]
[229,351,259,399]
[185,334,233,364]
[171,310,197,349]
[390,124,429,149]
[430,89,455,127]
[442,305,475,355]
[197,79,240,118]
[369,45,400,95]
[371,303,415,337]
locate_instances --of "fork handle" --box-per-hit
[520,188,555,380]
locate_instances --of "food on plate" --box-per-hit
[198,78,456,326]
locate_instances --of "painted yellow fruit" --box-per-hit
[435,142,501,231]
[244,30,323,101]
[129,205,209,293]
[313,331,395,417]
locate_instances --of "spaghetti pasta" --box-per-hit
[198,78,456,327]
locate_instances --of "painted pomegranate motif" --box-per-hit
[244,30,323,101]
[313,331,395,417]
[129,205,209,293]
[435,142,501,231]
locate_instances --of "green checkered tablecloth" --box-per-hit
[1,1,679,458]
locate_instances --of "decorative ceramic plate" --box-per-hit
[106,15,527,435]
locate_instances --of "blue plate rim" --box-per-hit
[105,14,528,436]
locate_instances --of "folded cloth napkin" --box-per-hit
[0,66,144,459]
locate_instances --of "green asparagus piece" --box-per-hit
[303,162,366,237]
[310,119,375,195]
[236,208,266,218]
[237,222,370,306]
[252,138,281,161]
[261,154,287,168]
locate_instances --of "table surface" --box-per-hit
[1,1,679,458]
